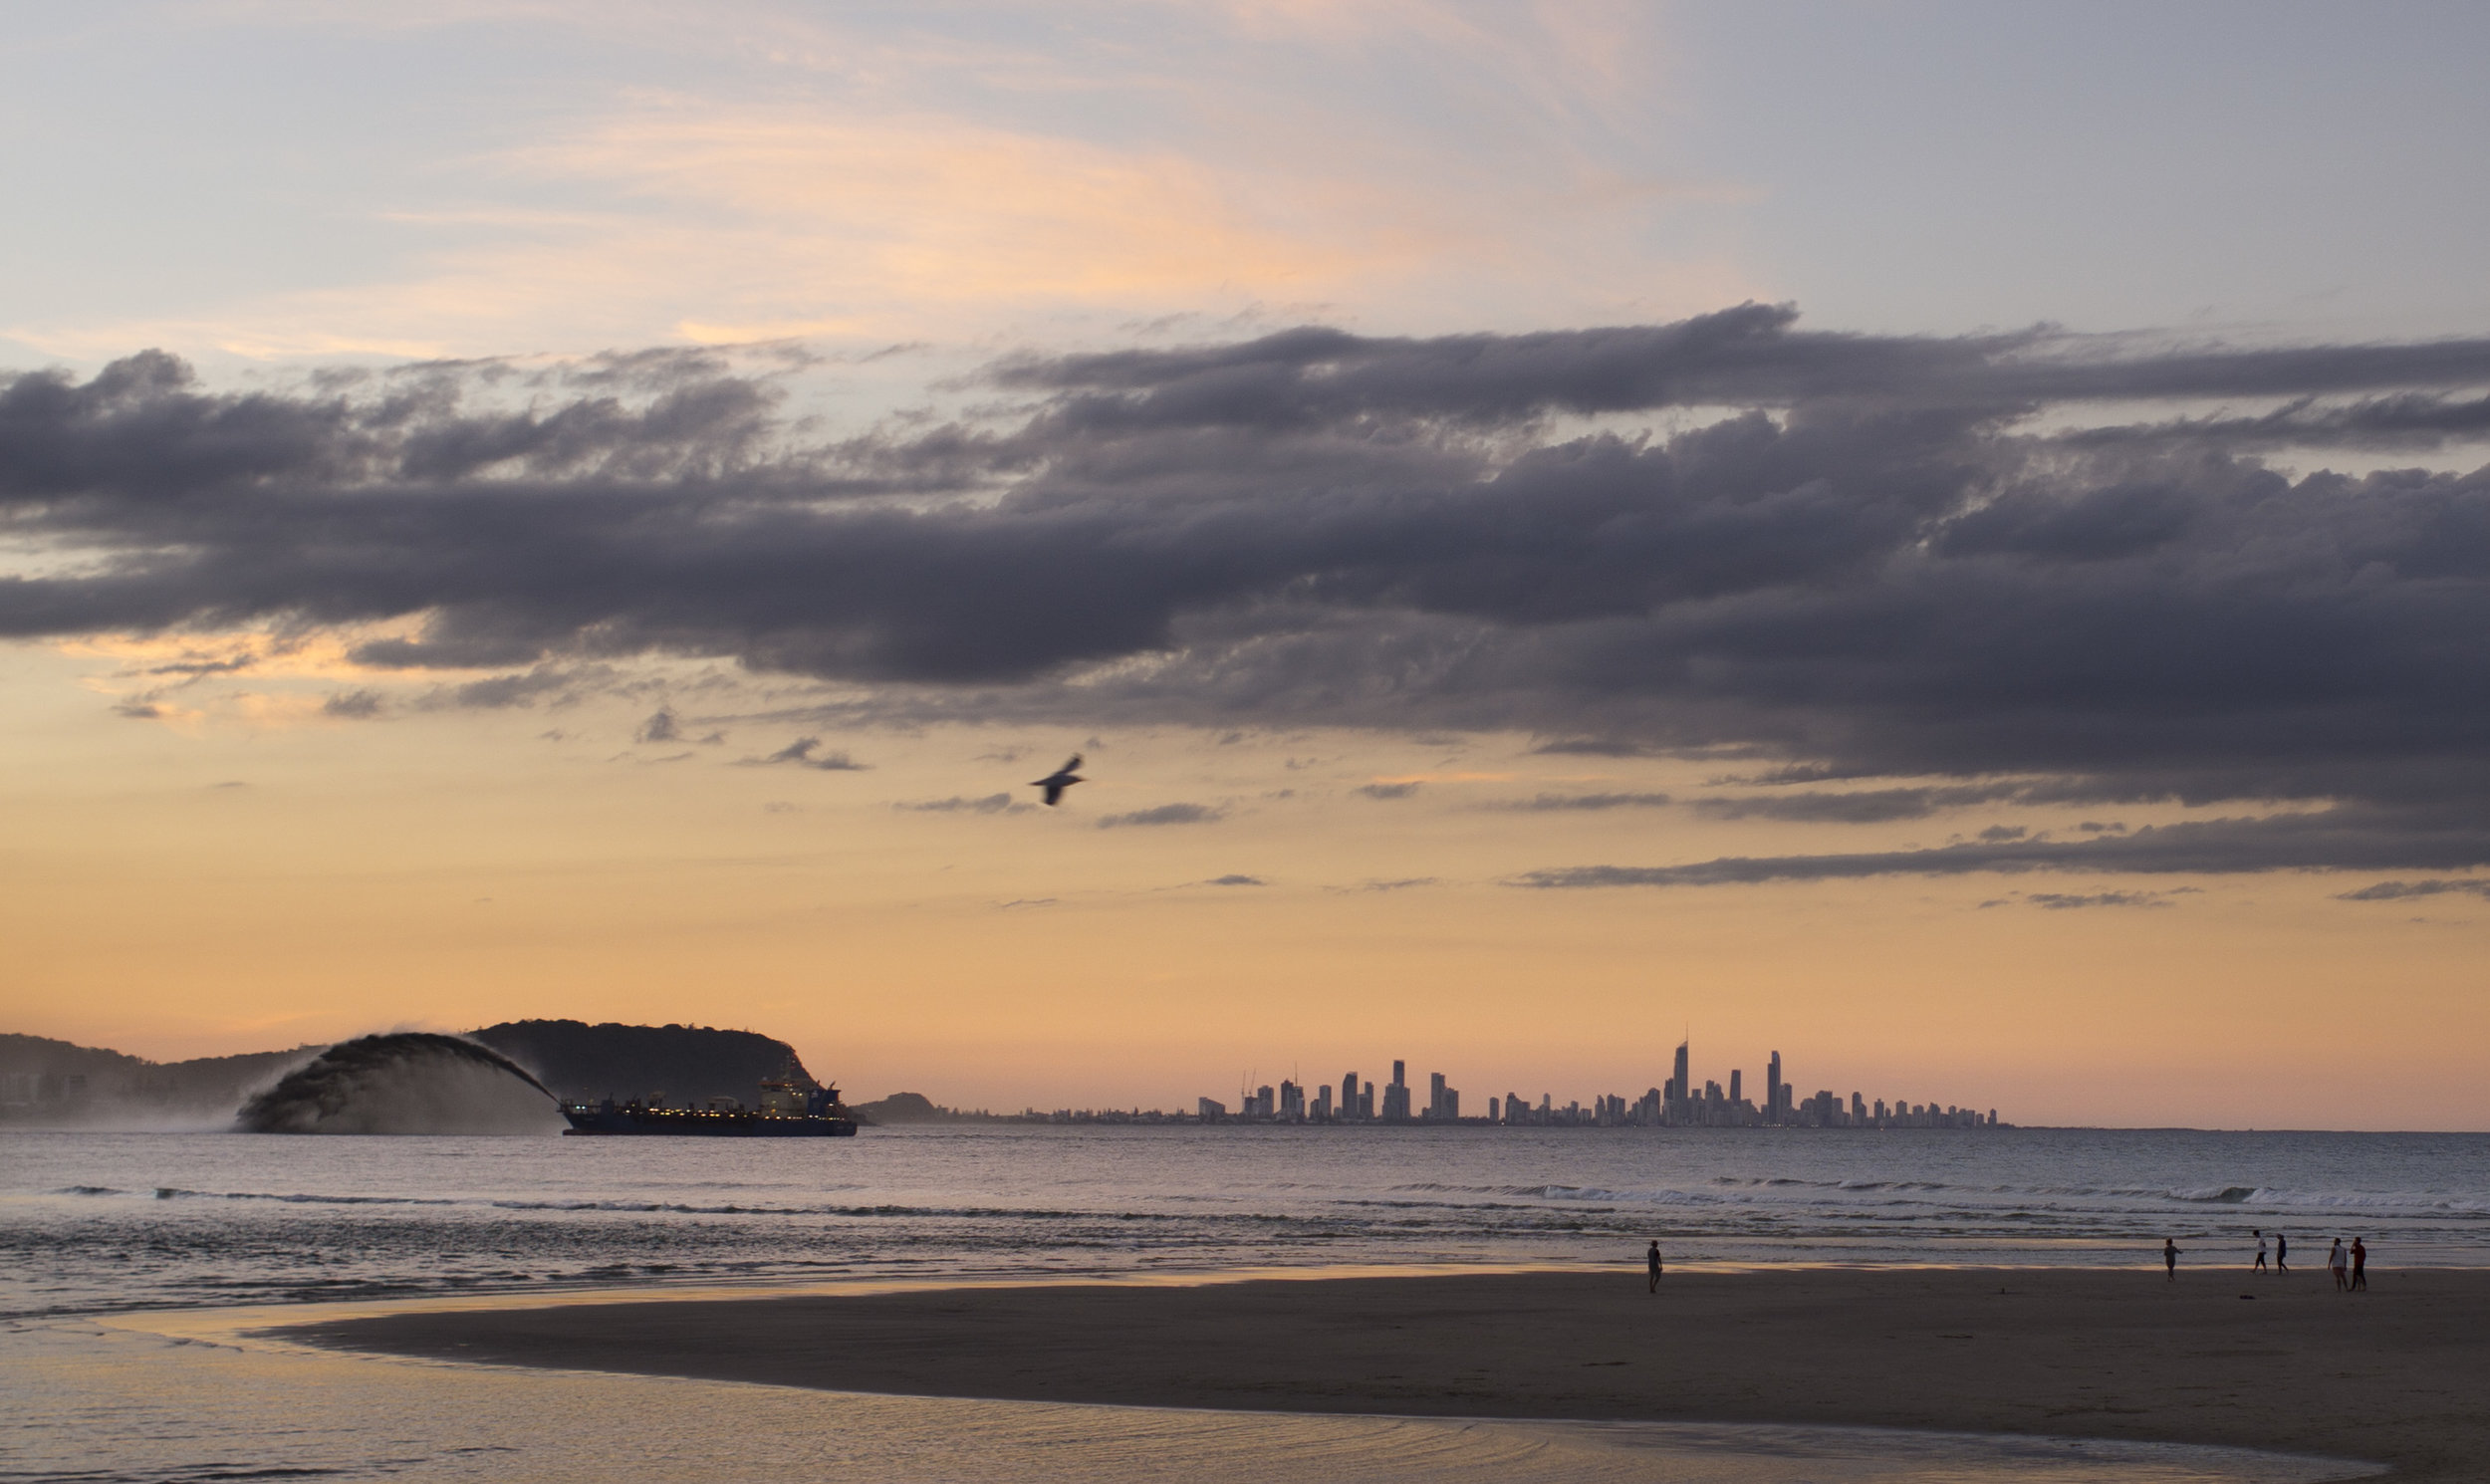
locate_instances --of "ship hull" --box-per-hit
[561,1107,858,1136]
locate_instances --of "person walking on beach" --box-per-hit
[2275,1232,2288,1272]
[2351,1237,2367,1291]
[2253,1231,2268,1272]
[1646,1240,1663,1293]
[2330,1238,2349,1291]
[2163,1237,2181,1280]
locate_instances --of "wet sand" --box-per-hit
[292,1268,2489,1481]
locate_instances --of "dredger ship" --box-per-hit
[561,1067,859,1137]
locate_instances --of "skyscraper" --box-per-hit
[1342,1072,1361,1121]
[1766,1051,1783,1125]
[1381,1062,1411,1121]
[1729,1068,1742,1108]
[1671,1040,1690,1121]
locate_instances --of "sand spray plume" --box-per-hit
[235,1032,563,1134]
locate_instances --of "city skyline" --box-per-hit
[1198,1041,1998,1129]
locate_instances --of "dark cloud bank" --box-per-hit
[9,308,2490,887]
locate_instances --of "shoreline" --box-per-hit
[287,1266,2488,1481]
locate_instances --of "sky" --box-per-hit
[5,1,2490,1128]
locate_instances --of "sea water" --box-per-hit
[7,1124,2480,1316]
[8,1123,2462,1481]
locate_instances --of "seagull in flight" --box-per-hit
[1032,754,1085,806]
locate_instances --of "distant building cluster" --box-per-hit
[1189,1044,2003,1129]
[1,1072,89,1109]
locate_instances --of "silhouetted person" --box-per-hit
[2351,1237,2367,1291]
[2275,1232,2288,1272]
[2163,1237,2181,1279]
[2329,1237,2348,1291]
[1032,754,1085,806]
[1647,1240,1662,1293]
[2253,1230,2267,1272]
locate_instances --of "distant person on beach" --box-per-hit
[2254,1230,2267,1272]
[2276,1232,2288,1271]
[2163,1237,2181,1279]
[1647,1240,1662,1293]
[2351,1237,2367,1291]
[2330,1238,2349,1290]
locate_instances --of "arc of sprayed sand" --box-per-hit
[235,1032,556,1132]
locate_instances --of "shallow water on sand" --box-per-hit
[6,1124,2480,1318]
[3,1315,2375,1484]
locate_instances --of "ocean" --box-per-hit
[8,1123,2481,1317]
[7,1123,2470,1482]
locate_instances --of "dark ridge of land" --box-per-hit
[462,1019,815,1106]
[1,1021,823,1123]
[0,1033,317,1123]
[291,1267,2485,1482]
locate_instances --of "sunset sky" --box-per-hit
[6,2,2490,1128]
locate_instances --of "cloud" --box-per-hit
[747,737,868,771]
[634,707,679,743]
[11,312,2490,877]
[1689,785,2027,824]
[1205,873,1266,886]
[1528,738,1669,757]
[1507,808,2490,886]
[2335,877,2490,901]
[2020,890,2188,910]
[1497,791,1673,811]
[896,793,1021,814]
[322,689,383,718]
[1359,876,1440,891]
[1355,782,1422,800]
[1097,803,1225,828]
[419,668,580,710]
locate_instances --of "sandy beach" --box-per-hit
[292,1267,2490,1481]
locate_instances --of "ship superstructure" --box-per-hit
[561,1062,859,1136]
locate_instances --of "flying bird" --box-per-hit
[1032,754,1085,806]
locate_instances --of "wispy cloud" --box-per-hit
[896,792,1022,814]
[744,737,869,771]
[1988,888,2196,910]
[1494,791,1671,811]
[1097,803,1226,829]
[2335,878,2490,901]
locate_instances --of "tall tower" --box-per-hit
[1766,1051,1783,1125]
[1729,1068,1742,1107]
[1672,1040,1690,1119]
[1381,1061,1411,1121]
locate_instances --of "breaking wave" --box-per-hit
[1382,1177,2490,1218]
